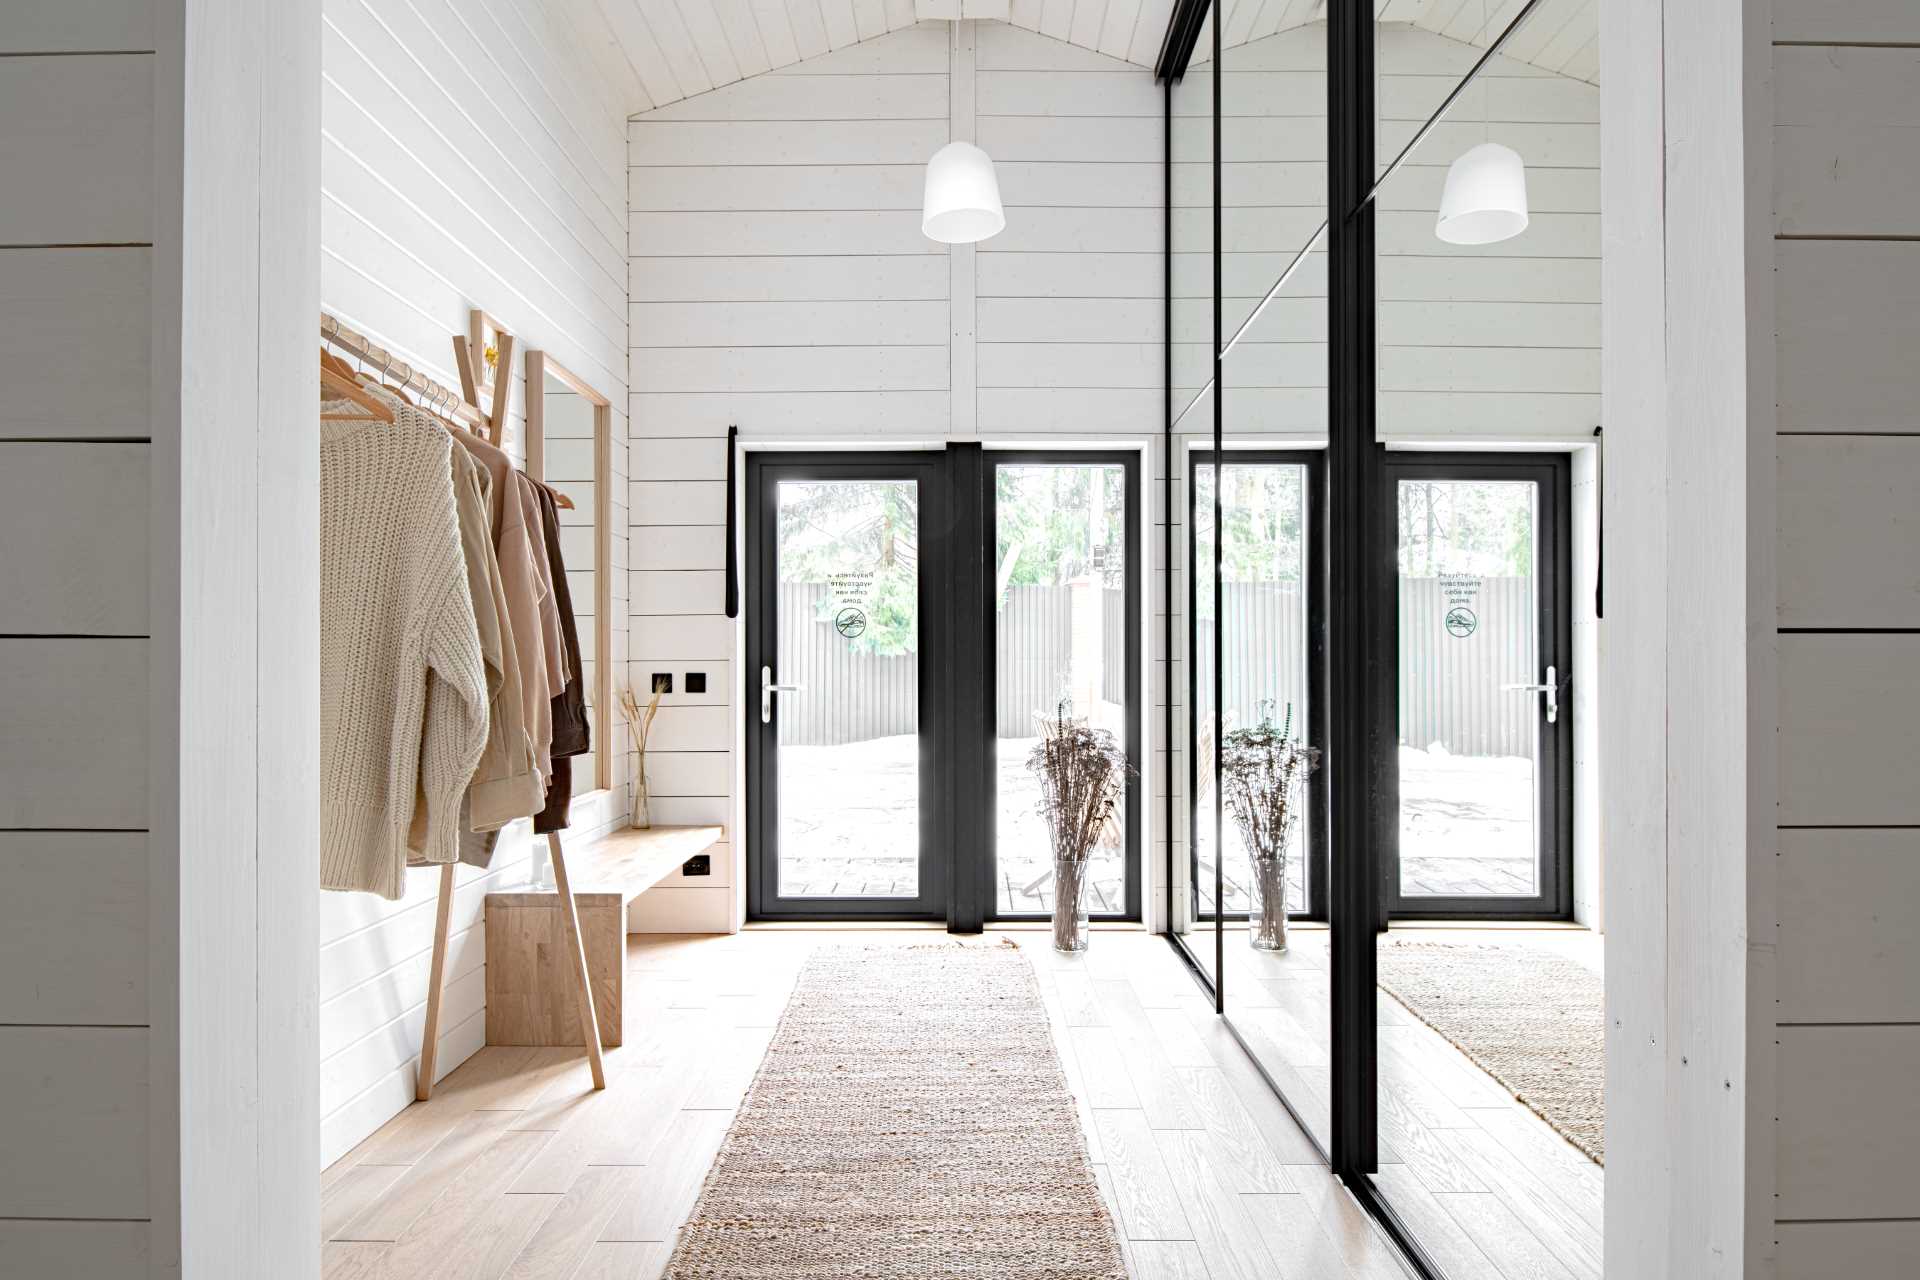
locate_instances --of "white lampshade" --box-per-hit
[1435,142,1529,246]
[922,141,1005,245]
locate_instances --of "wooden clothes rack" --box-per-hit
[320,310,607,1101]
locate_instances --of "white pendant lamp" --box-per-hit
[922,140,1005,245]
[1435,141,1529,245]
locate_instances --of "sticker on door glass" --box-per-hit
[834,607,868,639]
[827,570,872,643]
[1440,573,1481,638]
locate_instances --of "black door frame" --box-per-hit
[1380,452,1574,921]
[744,452,950,921]
[746,448,1146,926]
[981,450,1144,924]
[1186,449,1330,926]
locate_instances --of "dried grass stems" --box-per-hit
[1029,702,1134,865]
[618,684,663,753]
[1220,704,1320,865]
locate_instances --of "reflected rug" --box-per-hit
[661,941,1127,1279]
[1377,939,1605,1163]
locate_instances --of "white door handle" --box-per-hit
[1502,664,1559,724]
[760,665,803,724]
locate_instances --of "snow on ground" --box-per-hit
[774,736,1539,908]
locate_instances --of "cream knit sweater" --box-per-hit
[321,404,489,900]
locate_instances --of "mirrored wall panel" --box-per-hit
[1171,30,1218,983]
[1369,4,1603,1275]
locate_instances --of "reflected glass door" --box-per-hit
[1387,456,1571,918]
[747,456,943,919]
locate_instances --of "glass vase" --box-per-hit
[1052,856,1091,954]
[630,757,651,830]
[1248,853,1289,952]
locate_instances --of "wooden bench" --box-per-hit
[483,825,722,1050]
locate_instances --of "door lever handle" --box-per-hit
[760,665,804,725]
[1501,664,1559,724]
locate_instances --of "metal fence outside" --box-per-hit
[778,577,1537,757]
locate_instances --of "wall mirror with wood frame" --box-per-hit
[527,351,613,814]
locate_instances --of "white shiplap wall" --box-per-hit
[318,0,631,1166]
[1770,4,1920,1273]
[626,21,1167,929]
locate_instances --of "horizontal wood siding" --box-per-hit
[1770,9,1920,1267]
[319,0,631,1165]
[0,250,151,440]
[976,25,1161,434]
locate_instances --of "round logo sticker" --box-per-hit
[834,607,868,640]
[1445,606,1477,639]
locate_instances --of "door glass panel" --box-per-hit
[1396,477,1539,898]
[1194,460,1313,916]
[775,478,920,898]
[994,462,1127,917]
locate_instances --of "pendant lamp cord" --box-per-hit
[1480,0,1490,142]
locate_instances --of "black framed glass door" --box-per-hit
[745,454,947,920]
[747,448,1143,924]
[1382,454,1573,920]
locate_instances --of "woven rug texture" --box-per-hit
[661,941,1128,1279]
[1376,940,1605,1163]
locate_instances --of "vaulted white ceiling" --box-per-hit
[553,0,1595,119]
[1200,0,1597,82]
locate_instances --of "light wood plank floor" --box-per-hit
[1192,924,1605,1280]
[320,928,1417,1280]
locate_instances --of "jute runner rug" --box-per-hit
[662,941,1127,1279]
[1376,939,1605,1163]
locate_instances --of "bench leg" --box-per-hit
[547,831,608,1089]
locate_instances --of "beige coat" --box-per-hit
[453,430,554,787]
[448,444,544,830]
[516,472,570,783]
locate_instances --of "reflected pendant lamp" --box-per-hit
[922,140,1005,245]
[1435,141,1530,245]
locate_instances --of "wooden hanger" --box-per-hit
[320,350,396,423]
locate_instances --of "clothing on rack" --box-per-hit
[532,481,590,835]
[448,440,544,829]
[453,430,556,790]
[517,471,571,757]
[415,436,547,872]
[319,402,489,900]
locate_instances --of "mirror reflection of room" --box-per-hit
[536,366,601,806]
